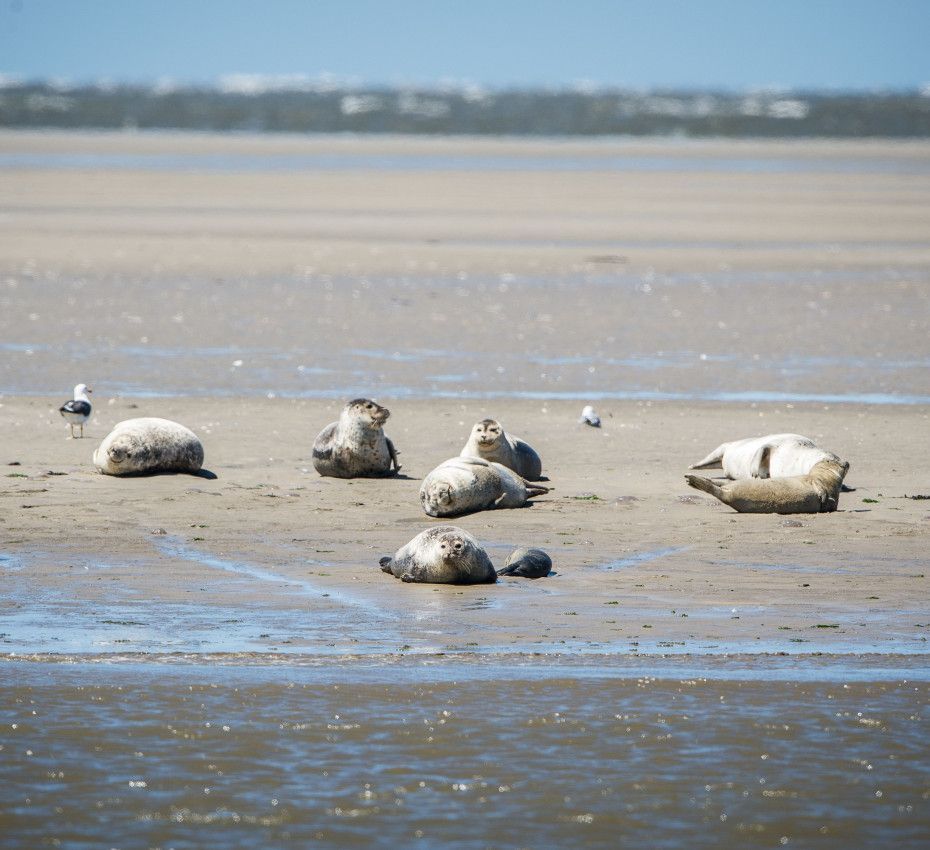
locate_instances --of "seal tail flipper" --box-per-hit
[524,483,551,498]
[689,443,726,470]
[684,474,725,502]
[495,563,518,577]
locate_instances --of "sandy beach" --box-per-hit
[1,132,929,847]
[1,131,928,656]
[2,394,929,656]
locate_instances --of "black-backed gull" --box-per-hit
[59,383,93,438]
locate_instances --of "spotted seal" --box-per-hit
[689,433,845,481]
[460,419,543,480]
[93,417,204,476]
[379,526,496,584]
[684,459,849,514]
[420,456,550,518]
[496,548,552,579]
[312,398,400,478]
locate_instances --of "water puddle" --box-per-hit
[152,537,391,619]
[599,546,690,570]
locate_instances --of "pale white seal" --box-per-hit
[459,418,543,480]
[93,417,204,476]
[379,526,496,584]
[59,383,93,438]
[420,456,550,518]
[684,459,849,514]
[312,398,400,478]
[689,433,845,481]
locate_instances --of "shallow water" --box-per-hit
[1,659,928,849]
[3,543,928,658]
[4,264,930,403]
[4,149,930,175]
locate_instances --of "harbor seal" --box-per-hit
[689,433,845,481]
[59,383,92,438]
[684,459,849,514]
[496,548,552,579]
[420,456,550,518]
[379,526,496,584]
[312,398,400,478]
[93,417,204,476]
[459,419,543,480]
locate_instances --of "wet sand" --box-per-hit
[1,132,929,847]
[1,395,929,657]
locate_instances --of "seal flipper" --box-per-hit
[750,444,772,479]
[524,482,551,498]
[689,443,727,470]
[684,474,727,504]
[386,436,401,474]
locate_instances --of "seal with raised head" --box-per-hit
[420,456,550,518]
[496,547,552,579]
[312,398,400,478]
[380,526,496,584]
[684,459,849,514]
[93,417,204,476]
[460,419,543,480]
[689,433,844,481]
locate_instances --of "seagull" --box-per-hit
[59,383,93,438]
[579,404,601,427]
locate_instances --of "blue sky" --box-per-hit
[2,0,928,91]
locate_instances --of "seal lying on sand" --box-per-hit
[496,548,552,579]
[689,433,844,481]
[420,456,550,518]
[93,417,204,476]
[460,419,543,480]
[312,398,400,478]
[684,459,849,514]
[380,526,496,584]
